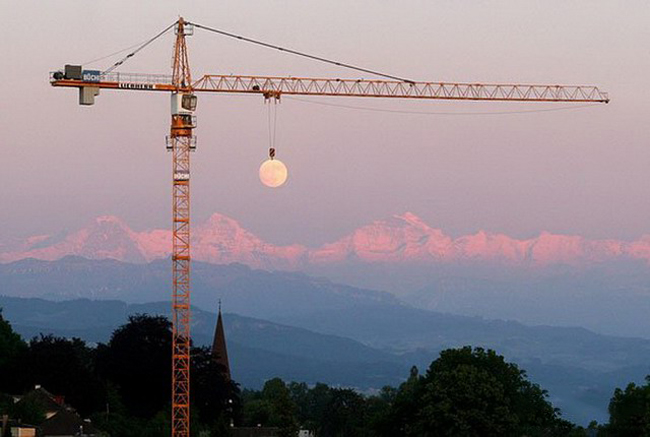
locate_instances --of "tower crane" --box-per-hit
[49,17,609,437]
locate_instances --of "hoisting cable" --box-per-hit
[187,21,417,84]
[267,98,279,159]
[102,21,177,75]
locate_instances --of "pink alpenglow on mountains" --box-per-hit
[1,213,649,268]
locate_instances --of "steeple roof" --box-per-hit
[211,301,231,380]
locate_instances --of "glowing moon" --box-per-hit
[259,159,288,188]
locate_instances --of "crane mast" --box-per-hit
[48,17,609,437]
[170,18,195,437]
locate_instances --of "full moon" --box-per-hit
[259,159,288,188]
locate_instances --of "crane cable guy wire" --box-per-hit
[95,19,418,84]
[89,19,604,118]
[102,21,177,74]
[83,38,161,67]
[188,21,417,84]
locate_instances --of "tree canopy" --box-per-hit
[606,376,650,436]
[95,314,173,418]
[1,312,594,437]
[0,309,26,382]
[389,347,573,437]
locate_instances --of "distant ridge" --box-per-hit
[2,294,650,425]
[2,212,649,268]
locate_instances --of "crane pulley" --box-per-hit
[49,17,609,437]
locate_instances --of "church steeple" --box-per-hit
[211,300,231,380]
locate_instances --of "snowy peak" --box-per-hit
[193,213,306,269]
[454,231,529,262]
[1,213,649,268]
[311,213,452,263]
[0,216,146,263]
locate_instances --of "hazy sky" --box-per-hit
[1,1,649,246]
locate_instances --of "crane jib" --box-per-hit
[50,75,609,103]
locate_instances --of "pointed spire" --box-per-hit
[211,302,231,380]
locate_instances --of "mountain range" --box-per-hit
[2,212,649,269]
[2,213,650,424]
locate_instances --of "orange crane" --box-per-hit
[50,17,609,437]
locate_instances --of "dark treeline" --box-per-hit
[1,310,648,436]
[0,312,239,436]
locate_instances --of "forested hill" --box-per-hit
[2,295,650,424]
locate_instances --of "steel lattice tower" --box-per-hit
[170,18,194,437]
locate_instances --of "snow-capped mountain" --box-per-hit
[308,212,649,266]
[1,212,649,268]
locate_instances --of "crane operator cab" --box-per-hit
[168,92,198,152]
[171,92,197,115]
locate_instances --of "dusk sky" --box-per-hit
[1,1,648,246]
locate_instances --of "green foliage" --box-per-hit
[2,310,589,437]
[5,334,104,416]
[10,398,46,426]
[294,382,331,433]
[95,314,173,418]
[0,393,46,426]
[390,347,574,437]
[89,383,171,437]
[606,376,650,436]
[191,345,241,433]
[238,350,578,437]
[0,309,27,390]
[263,378,299,437]
[320,388,370,437]
[241,378,299,436]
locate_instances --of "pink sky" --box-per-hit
[0,1,648,246]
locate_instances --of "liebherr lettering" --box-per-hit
[119,83,155,90]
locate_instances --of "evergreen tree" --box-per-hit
[0,309,27,392]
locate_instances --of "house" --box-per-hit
[13,386,64,420]
[10,386,100,437]
[1,419,38,437]
[39,409,98,437]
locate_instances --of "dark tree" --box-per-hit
[4,395,46,426]
[0,310,27,392]
[607,376,650,436]
[288,382,330,433]
[95,314,172,418]
[262,378,299,437]
[0,310,25,367]
[191,345,241,433]
[375,365,424,436]
[365,386,397,435]
[9,335,104,416]
[242,378,298,437]
[319,388,369,437]
[397,347,572,437]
